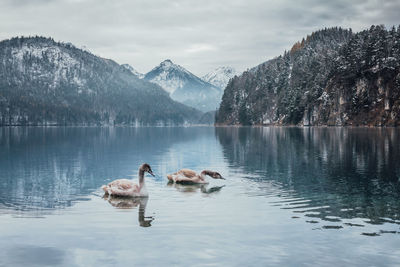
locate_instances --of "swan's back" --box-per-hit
[102,179,146,197]
[167,169,196,182]
[168,169,197,179]
[167,169,207,184]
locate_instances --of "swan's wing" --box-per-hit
[167,169,197,181]
[173,174,206,184]
[174,175,194,183]
[108,179,140,196]
[108,179,134,190]
[177,169,197,178]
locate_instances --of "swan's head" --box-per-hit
[141,163,155,177]
[211,172,225,180]
[203,170,225,180]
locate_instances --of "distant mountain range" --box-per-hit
[0,37,201,126]
[121,64,144,79]
[5,26,395,127]
[142,60,220,112]
[202,66,238,89]
[216,25,400,126]
[121,60,237,113]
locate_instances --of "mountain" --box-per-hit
[121,64,144,79]
[216,26,400,126]
[202,66,238,89]
[144,59,222,112]
[0,37,201,126]
[197,110,216,125]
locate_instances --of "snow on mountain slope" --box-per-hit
[144,60,222,112]
[11,42,85,88]
[121,64,144,79]
[144,59,213,93]
[202,66,238,89]
[0,37,201,125]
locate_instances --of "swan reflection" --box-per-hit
[103,195,154,227]
[167,182,225,195]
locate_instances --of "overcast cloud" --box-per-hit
[0,0,399,75]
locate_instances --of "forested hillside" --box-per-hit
[0,37,201,126]
[216,26,400,126]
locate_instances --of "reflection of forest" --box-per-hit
[215,127,400,227]
[0,127,208,211]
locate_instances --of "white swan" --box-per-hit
[167,169,224,184]
[102,163,154,197]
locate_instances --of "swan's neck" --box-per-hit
[138,169,145,189]
[201,170,216,180]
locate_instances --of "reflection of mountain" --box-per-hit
[0,127,210,213]
[215,127,400,232]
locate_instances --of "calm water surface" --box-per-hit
[0,127,399,266]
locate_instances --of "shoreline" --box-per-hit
[0,124,398,128]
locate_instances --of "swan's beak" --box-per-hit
[220,177,226,180]
[148,170,155,177]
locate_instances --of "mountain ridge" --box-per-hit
[202,66,238,89]
[0,36,201,126]
[144,59,222,112]
[216,26,400,126]
[121,64,144,79]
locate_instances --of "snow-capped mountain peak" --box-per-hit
[160,59,173,67]
[121,64,144,79]
[144,59,212,94]
[149,59,194,82]
[202,66,238,89]
[144,59,222,112]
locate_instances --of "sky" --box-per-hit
[0,0,399,76]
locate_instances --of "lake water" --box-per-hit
[0,126,399,266]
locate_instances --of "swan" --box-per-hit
[167,169,224,184]
[102,163,154,197]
